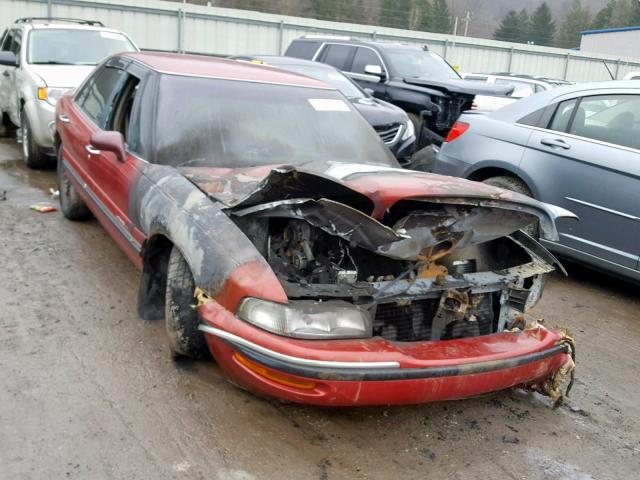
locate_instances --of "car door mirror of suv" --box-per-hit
[90,131,127,163]
[364,64,385,80]
[0,51,18,67]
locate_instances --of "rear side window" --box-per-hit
[76,66,127,128]
[351,47,383,74]
[569,94,640,150]
[285,41,320,60]
[319,44,355,70]
[548,98,578,132]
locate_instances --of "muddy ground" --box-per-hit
[0,137,638,480]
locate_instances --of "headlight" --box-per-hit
[237,298,372,339]
[401,119,415,140]
[37,87,72,106]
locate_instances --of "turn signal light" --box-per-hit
[37,87,47,100]
[233,352,317,390]
[445,121,470,142]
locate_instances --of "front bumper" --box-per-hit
[24,99,55,149]
[198,303,573,406]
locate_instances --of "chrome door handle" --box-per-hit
[58,114,70,123]
[541,138,571,150]
[85,145,101,155]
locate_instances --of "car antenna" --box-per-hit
[602,59,615,80]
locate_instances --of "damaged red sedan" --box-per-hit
[55,52,576,406]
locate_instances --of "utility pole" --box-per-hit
[463,11,470,37]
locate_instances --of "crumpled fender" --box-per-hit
[133,164,285,304]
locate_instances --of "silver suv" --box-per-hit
[0,18,138,168]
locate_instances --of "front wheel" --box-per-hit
[165,247,209,359]
[21,109,50,169]
[483,175,539,238]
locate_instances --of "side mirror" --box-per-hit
[364,64,385,80]
[0,51,18,67]
[90,131,127,163]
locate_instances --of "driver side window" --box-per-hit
[351,47,384,75]
[76,66,126,128]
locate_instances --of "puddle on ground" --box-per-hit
[527,448,594,480]
[0,148,57,195]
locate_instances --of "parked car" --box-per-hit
[229,54,415,164]
[284,36,513,147]
[464,73,573,113]
[433,81,640,283]
[623,71,640,80]
[55,51,576,406]
[0,17,138,168]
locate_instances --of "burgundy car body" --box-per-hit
[55,52,576,406]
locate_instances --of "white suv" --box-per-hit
[0,18,138,168]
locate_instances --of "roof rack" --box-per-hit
[15,17,105,27]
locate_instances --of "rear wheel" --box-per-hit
[483,175,539,237]
[165,247,209,359]
[57,144,92,220]
[21,109,50,169]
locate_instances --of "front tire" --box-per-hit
[483,175,539,237]
[21,109,50,169]
[57,144,92,220]
[165,247,209,359]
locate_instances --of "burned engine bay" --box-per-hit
[230,196,561,343]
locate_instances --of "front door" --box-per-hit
[345,46,388,99]
[520,93,640,271]
[63,59,143,262]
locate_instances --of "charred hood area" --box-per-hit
[185,164,572,343]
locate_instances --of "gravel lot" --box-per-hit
[1,137,638,480]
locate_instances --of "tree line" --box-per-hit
[495,0,640,48]
[182,0,640,49]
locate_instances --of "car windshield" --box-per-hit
[154,75,398,168]
[280,64,365,99]
[386,49,460,80]
[28,29,136,65]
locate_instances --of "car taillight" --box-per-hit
[445,121,470,142]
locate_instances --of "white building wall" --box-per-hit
[2,0,640,81]
[581,29,640,59]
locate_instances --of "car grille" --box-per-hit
[375,123,402,144]
[373,293,495,342]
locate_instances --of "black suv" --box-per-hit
[285,37,512,147]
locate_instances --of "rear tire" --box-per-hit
[57,144,92,220]
[483,175,539,237]
[21,109,50,169]
[165,247,209,359]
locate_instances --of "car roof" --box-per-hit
[123,52,335,89]
[237,55,337,70]
[488,80,640,121]
[294,36,424,51]
[16,22,123,34]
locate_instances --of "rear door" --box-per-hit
[519,92,640,271]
